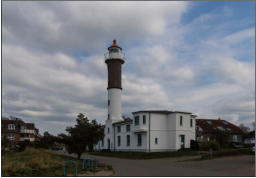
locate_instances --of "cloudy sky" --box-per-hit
[2,1,255,135]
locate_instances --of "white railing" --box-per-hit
[20,137,35,141]
[20,129,35,134]
[104,51,126,60]
[133,125,148,133]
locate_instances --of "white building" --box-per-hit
[96,40,196,152]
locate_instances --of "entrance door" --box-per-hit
[107,139,110,150]
[180,135,185,149]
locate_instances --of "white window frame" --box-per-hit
[8,133,14,140]
[8,124,15,130]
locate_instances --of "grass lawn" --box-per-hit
[200,148,254,160]
[91,150,198,159]
[2,147,113,176]
[91,148,254,160]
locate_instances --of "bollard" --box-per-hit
[89,156,98,168]
[82,158,92,170]
[63,160,77,176]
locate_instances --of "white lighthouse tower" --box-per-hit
[105,40,125,122]
[104,40,125,150]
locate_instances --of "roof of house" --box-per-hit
[1,117,36,130]
[132,110,193,115]
[196,119,244,134]
[112,117,132,125]
[25,123,35,129]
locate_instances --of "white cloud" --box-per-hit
[223,28,254,44]
[2,1,254,134]
[2,1,188,53]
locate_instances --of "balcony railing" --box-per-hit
[20,129,35,134]
[104,51,126,61]
[20,137,35,141]
[133,125,147,133]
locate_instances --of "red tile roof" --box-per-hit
[196,119,244,134]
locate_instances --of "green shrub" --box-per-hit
[201,148,253,159]
[208,140,221,151]
[17,140,31,152]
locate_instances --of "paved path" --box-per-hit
[82,154,255,176]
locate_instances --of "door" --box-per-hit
[180,135,185,149]
[107,139,110,150]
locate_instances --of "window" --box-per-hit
[108,100,110,106]
[155,138,158,144]
[102,139,104,147]
[8,133,14,140]
[226,128,231,131]
[8,124,15,130]
[190,119,193,127]
[110,48,119,53]
[180,116,183,126]
[107,128,110,133]
[143,115,146,124]
[135,116,139,125]
[197,126,203,131]
[126,124,130,132]
[206,120,212,124]
[197,135,204,141]
[117,126,121,133]
[223,120,228,125]
[137,134,142,146]
[108,114,110,119]
[127,135,130,146]
[233,135,238,142]
[217,126,224,131]
[118,136,121,146]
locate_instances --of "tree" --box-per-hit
[239,123,250,133]
[212,129,229,147]
[1,136,10,151]
[57,113,104,159]
[35,131,56,148]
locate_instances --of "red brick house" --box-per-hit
[196,118,244,144]
[1,116,39,143]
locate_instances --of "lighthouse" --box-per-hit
[103,40,125,150]
[105,40,125,123]
[96,40,196,152]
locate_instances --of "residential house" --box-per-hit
[1,116,39,143]
[196,118,244,144]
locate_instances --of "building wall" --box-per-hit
[96,112,196,152]
[175,113,196,149]
[1,119,38,143]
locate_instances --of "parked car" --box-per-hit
[231,142,244,148]
[244,138,255,145]
[49,146,63,151]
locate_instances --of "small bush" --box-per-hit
[190,140,199,151]
[199,142,210,151]
[17,140,31,152]
[201,148,253,159]
[178,148,193,152]
[208,141,221,151]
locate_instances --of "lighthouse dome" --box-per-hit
[105,40,125,62]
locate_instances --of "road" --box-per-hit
[83,154,255,176]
